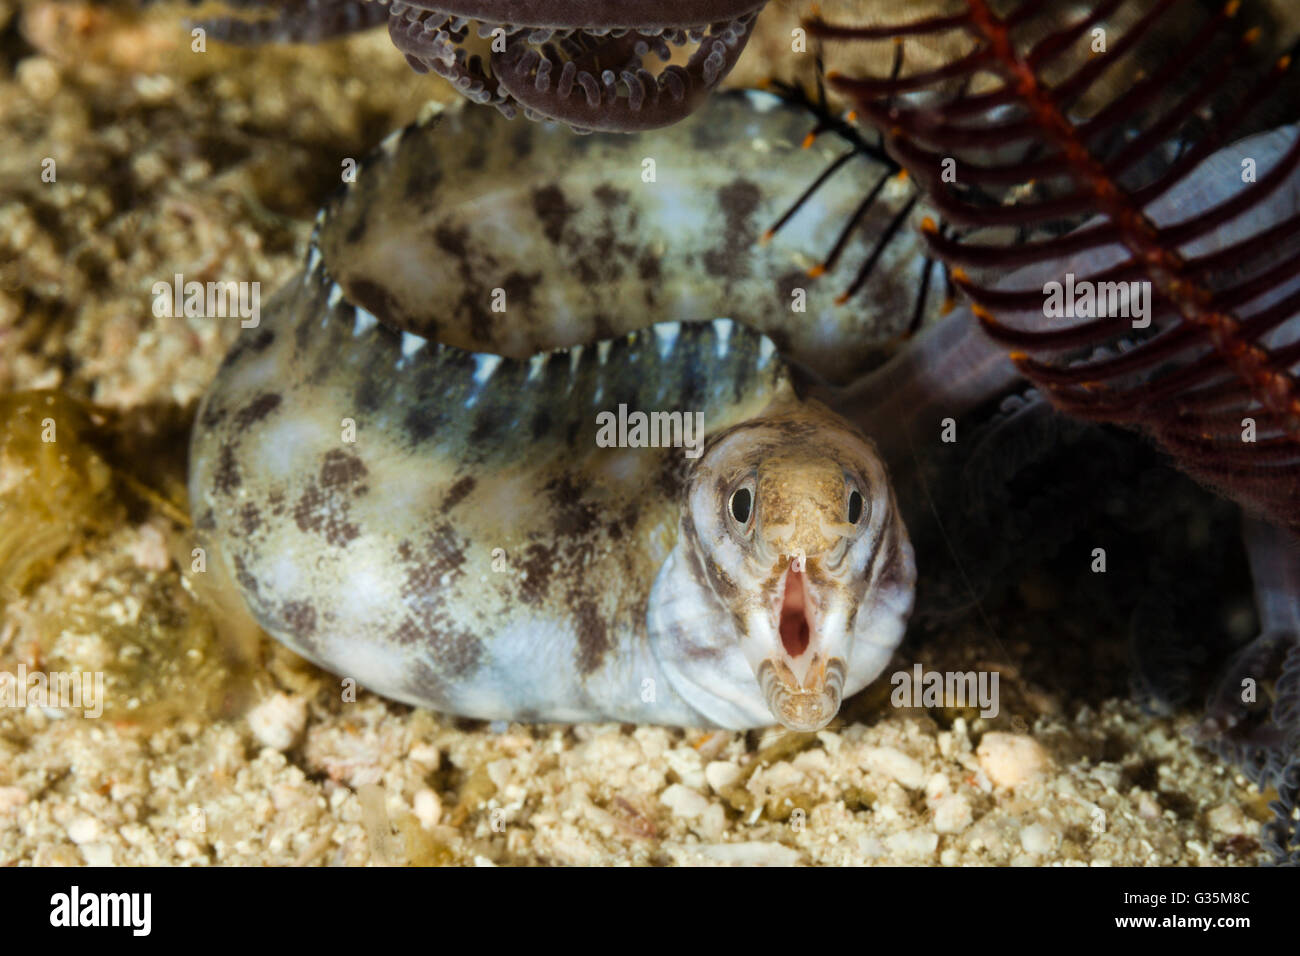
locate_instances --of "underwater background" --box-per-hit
[0,0,1293,865]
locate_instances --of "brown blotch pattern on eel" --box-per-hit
[189,92,938,730]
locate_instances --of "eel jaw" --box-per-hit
[745,567,848,732]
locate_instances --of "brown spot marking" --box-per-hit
[656,453,688,504]
[870,512,908,593]
[772,418,820,440]
[403,656,451,706]
[320,449,368,492]
[532,185,575,245]
[518,541,558,606]
[607,501,642,542]
[593,184,629,209]
[344,211,368,246]
[348,279,407,329]
[680,518,711,587]
[440,475,477,514]
[232,554,260,597]
[458,289,496,345]
[404,404,447,444]
[545,474,599,538]
[233,392,282,430]
[572,598,610,675]
[637,253,661,283]
[433,223,470,260]
[500,271,542,311]
[704,179,761,282]
[213,443,242,495]
[248,328,275,353]
[196,507,216,531]
[292,482,360,547]
[403,158,443,201]
[221,327,278,369]
[240,502,262,535]
[281,600,318,637]
[510,120,534,159]
[391,605,483,681]
[402,523,468,595]
[530,408,553,441]
[200,401,227,429]
[267,491,286,516]
[706,559,742,601]
[432,628,483,678]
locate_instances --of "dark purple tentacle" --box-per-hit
[190,0,771,131]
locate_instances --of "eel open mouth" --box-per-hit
[387,1,765,132]
[760,567,845,732]
[780,568,811,658]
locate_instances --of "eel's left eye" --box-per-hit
[730,487,753,526]
[847,489,864,524]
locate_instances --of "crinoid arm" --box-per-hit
[811,0,1300,537]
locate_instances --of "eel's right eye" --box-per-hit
[729,487,753,526]
[848,489,864,525]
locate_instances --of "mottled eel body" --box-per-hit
[190,92,937,730]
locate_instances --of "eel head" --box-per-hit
[651,401,916,732]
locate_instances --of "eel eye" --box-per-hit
[847,489,864,525]
[729,487,753,527]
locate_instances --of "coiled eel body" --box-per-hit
[189,91,937,730]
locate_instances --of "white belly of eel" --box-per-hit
[188,92,925,729]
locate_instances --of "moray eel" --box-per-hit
[189,91,937,730]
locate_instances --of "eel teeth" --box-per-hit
[654,323,679,359]
[304,245,322,282]
[353,307,380,337]
[400,331,427,361]
[712,318,735,357]
[472,353,502,384]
